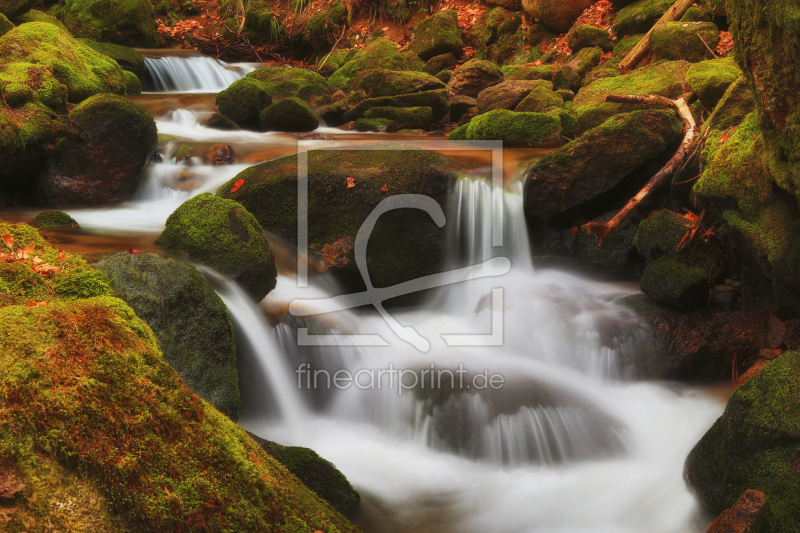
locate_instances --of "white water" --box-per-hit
[142,54,252,92]
[64,55,723,532]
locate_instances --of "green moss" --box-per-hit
[155,193,278,301]
[634,209,693,260]
[448,123,468,140]
[0,13,12,37]
[502,64,553,81]
[328,37,425,90]
[423,52,455,75]
[353,68,445,98]
[650,21,720,63]
[12,8,70,32]
[573,60,690,133]
[76,38,144,77]
[548,108,577,139]
[342,88,450,123]
[515,85,564,113]
[613,34,644,57]
[304,0,346,38]
[409,9,462,61]
[355,117,396,132]
[685,350,800,532]
[569,25,613,53]
[639,255,709,309]
[172,143,195,162]
[686,57,741,109]
[216,77,272,129]
[680,6,710,22]
[0,23,127,111]
[123,70,141,95]
[612,0,674,37]
[247,66,336,105]
[475,8,525,65]
[244,0,283,39]
[465,109,563,147]
[364,105,432,129]
[259,96,319,132]
[699,76,755,164]
[61,0,160,47]
[30,210,79,229]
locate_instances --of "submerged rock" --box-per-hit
[155,193,277,302]
[97,252,240,419]
[61,0,160,48]
[30,210,79,229]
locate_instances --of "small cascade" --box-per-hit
[142,54,251,92]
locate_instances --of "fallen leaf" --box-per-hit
[380,184,388,192]
[346,177,355,188]
[16,243,35,260]
[2,234,12,250]
[56,251,67,261]
[129,248,142,255]
[570,226,579,234]
[27,301,49,307]
[32,263,60,275]
[235,178,245,188]
[32,256,43,264]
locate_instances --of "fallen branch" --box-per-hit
[697,34,720,60]
[316,25,347,73]
[582,92,696,245]
[618,0,696,73]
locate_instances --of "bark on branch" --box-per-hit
[581,92,696,246]
[617,0,696,73]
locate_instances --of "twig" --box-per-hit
[673,174,700,185]
[618,0,696,73]
[582,92,697,246]
[675,208,705,251]
[697,34,720,60]
[316,25,347,73]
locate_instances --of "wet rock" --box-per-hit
[341,88,450,123]
[464,109,563,147]
[97,252,240,418]
[30,210,79,229]
[523,110,682,224]
[37,93,157,207]
[355,117,397,132]
[521,0,594,33]
[364,106,432,130]
[449,94,477,121]
[705,490,770,533]
[205,112,240,130]
[247,66,337,105]
[247,431,360,512]
[155,193,277,302]
[259,97,320,132]
[409,9,463,61]
[634,209,693,261]
[568,25,613,53]
[206,144,235,166]
[687,57,743,109]
[173,144,195,165]
[353,68,445,98]
[61,0,160,48]
[650,21,720,63]
[216,77,272,129]
[476,79,553,113]
[640,255,710,309]
[685,351,800,532]
[446,59,504,98]
[577,212,639,278]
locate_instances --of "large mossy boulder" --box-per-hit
[303,0,346,38]
[521,0,594,33]
[639,255,709,309]
[0,0,35,17]
[634,209,693,261]
[687,57,742,109]
[77,38,144,78]
[515,85,564,113]
[523,109,682,224]
[612,0,673,36]
[685,350,800,533]
[353,68,445,98]
[246,66,336,106]
[502,64,553,81]
[650,21,719,63]
[248,432,360,512]
[464,109,563,147]
[12,8,70,32]
[568,25,613,53]
[424,52,456,75]
[409,9,463,60]
[476,79,553,112]
[61,0,160,48]
[216,77,272,129]
[155,193,277,302]
[217,146,457,292]
[341,88,450,123]
[0,224,359,533]
[364,106,432,130]
[573,60,690,133]
[259,97,319,132]
[97,252,240,419]
[447,59,504,98]
[37,93,157,206]
[328,38,425,90]
[30,210,79,228]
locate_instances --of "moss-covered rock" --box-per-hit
[515,84,564,113]
[409,9,463,60]
[0,0,35,17]
[12,8,69,32]
[521,0,594,33]
[523,109,682,223]
[685,350,800,533]
[436,69,453,84]
[639,255,709,309]
[123,70,141,95]
[699,76,755,164]
[244,1,283,38]
[549,107,577,138]
[155,193,277,301]
[448,123,469,140]
[465,109,562,147]
[475,8,527,65]
[502,64,553,81]
[364,106,432,130]
[247,66,336,106]
[680,5,710,22]
[97,252,240,419]
[476,79,552,112]
[216,77,272,130]
[76,38,144,78]
[650,21,719,63]
[304,0,346,38]
[353,68,445,98]
[0,12,11,35]
[354,117,397,132]
[634,209,693,261]
[249,432,360,512]
[573,60,690,133]
[328,38,425,90]
[424,52,456,75]
[612,0,673,37]
[0,23,127,111]
[569,25,613,53]
[259,96,319,132]
[446,59,504,98]
[613,34,644,57]
[61,0,160,48]
[553,64,582,92]
[341,88,450,123]
[687,57,742,110]
[217,146,457,292]
[205,112,240,131]
[0,223,358,533]
[30,210,79,228]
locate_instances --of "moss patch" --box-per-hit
[650,21,720,63]
[687,57,742,109]
[61,0,160,48]
[246,66,336,106]
[30,210,79,229]
[328,37,425,90]
[259,96,319,132]
[353,68,445,98]
[612,0,674,36]
[216,77,272,129]
[364,106,432,129]
[634,209,693,261]
[409,9,462,60]
[465,109,562,147]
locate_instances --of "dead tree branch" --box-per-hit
[581,92,697,246]
[618,0,696,73]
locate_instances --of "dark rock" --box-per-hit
[476,79,553,112]
[521,0,594,33]
[515,85,564,113]
[30,210,79,229]
[634,209,693,261]
[37,93,157,207]
[409,9,463,60]
[640,255,710,309]
[577,211,639,278]
[446,59,504,98]
[0,0,35,17]
[259,97,320,132]
[353,68,445,98]
[207,144,235,166]
[216,78,272,129]
[205,112,240,130]
[341,89,450,123]
[706,490,770,533]
[449,94,477,121]
[552,64,582,92]
[556,89,575,101]
[155,193,277,302]
[424,52,456,75]
[767,316,787,348]
[97,252,240,418]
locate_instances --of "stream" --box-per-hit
[9,51,726,533]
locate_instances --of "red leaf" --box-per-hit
[129,248,142,255]
[2,234,12,250]
[346,177,355,188]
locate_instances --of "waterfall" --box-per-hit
[142,54,251,92]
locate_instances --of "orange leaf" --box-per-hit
[56,251,67,261]
[129,248,142,255]
[380,184,388,192]
[27,301,49,307]
[2,234,12,250]
[235,179,245,188]
[16,243,35,260]
[346,177,355,188]
[570,226,579,234]
[32,263,60,275]
[32,256,43,264]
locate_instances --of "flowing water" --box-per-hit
[15,51,726,533]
